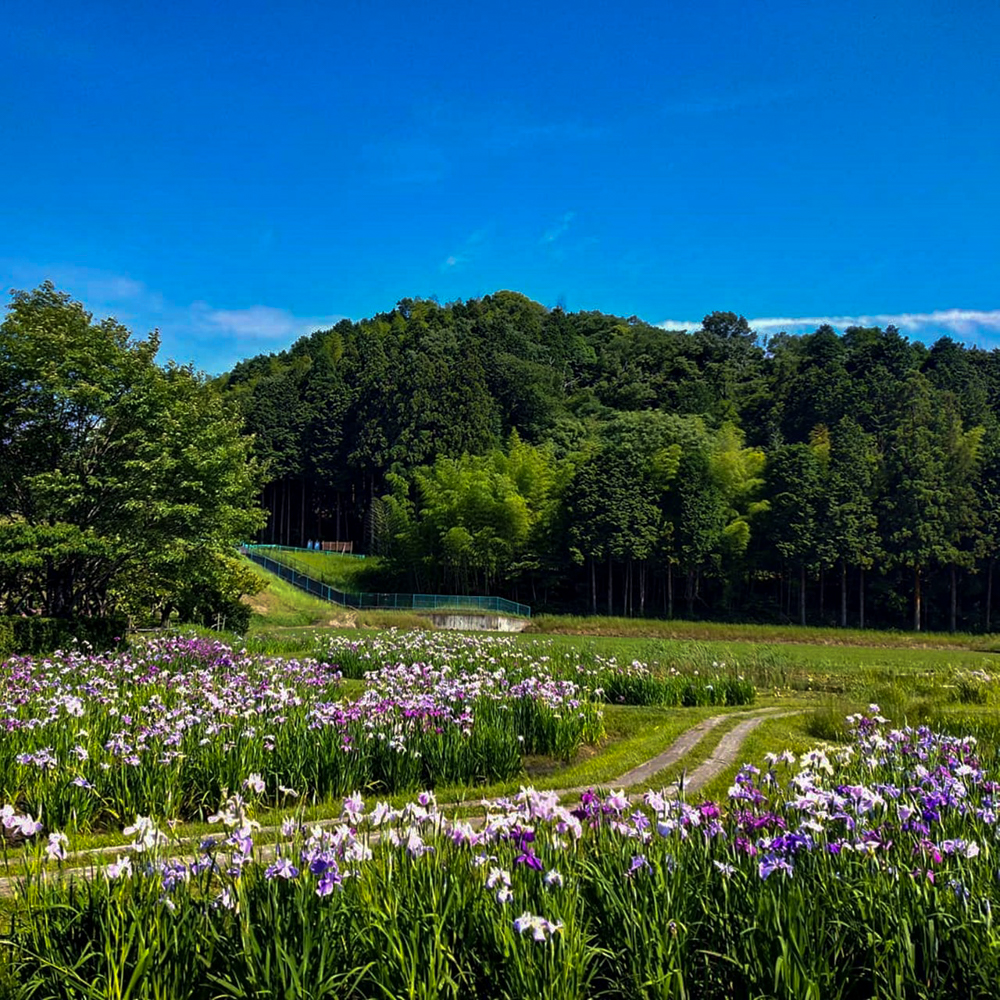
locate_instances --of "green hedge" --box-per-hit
[0,616,128,657]
[178,595,253,635]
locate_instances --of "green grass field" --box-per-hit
[240,556,428,631]
[528,611,999,649]
[210,557,1000,840]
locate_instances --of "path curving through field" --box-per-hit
[558,705,802,803]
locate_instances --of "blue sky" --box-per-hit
[3,0,999,372]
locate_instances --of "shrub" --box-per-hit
[0,616,127,656]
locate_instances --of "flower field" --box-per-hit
[0,634,602,830]
[0,632,755,833]
[317,630,757,707]
[4,709,999,998]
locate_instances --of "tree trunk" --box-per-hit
[590,557,597,616]
[640,560,646,616]
[819,567,825,622]
[300,479,306,548]
[859,567,866,630]
[987,557,994,632]
[274,482,285,545]
[667,563,673,619]
[799,563,807,627]
[272,484,277,541]
[686,568,695,619]
[277,483,285,545]
[607,553,613,616]
[840,560,848,628]
[950,564,957,634]
[914,565,922,632]
[44,559,65,617]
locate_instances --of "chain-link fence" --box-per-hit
[240,547,531,618]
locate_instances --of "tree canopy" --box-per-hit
[0,283,265,624]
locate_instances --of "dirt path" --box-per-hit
[682,712,799,793]
[561,706,801,802]
[601,707,785,790]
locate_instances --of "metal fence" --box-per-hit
[245,543,366,560]
[240,548,531,618]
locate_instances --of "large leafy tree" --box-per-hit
[976,432,1000,631]
[568,412,686,616]
[568,447,665,616]
[0,283,265,622]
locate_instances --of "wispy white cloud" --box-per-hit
[657,309,1000,341]
[190,303,342,341]
[439,225,493,272]
[2,260,162,312]
[657,318,703,330]
[747,310,1000,336]
[1,260,345,371]
[541,211,575,245]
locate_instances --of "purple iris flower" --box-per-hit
[515,848,544,871]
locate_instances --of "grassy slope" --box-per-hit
[242,560,347,627]
[240,557,430,634]
[249,549,379,591]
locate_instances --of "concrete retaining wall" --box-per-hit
[426,613,530,632]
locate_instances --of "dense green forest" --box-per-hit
[4,284,999,634]
[223,291,1000,633]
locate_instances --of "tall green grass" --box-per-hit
[529,612,995,649]
[8,772,1000,1000]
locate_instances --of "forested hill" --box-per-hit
[222,290,1000,632]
